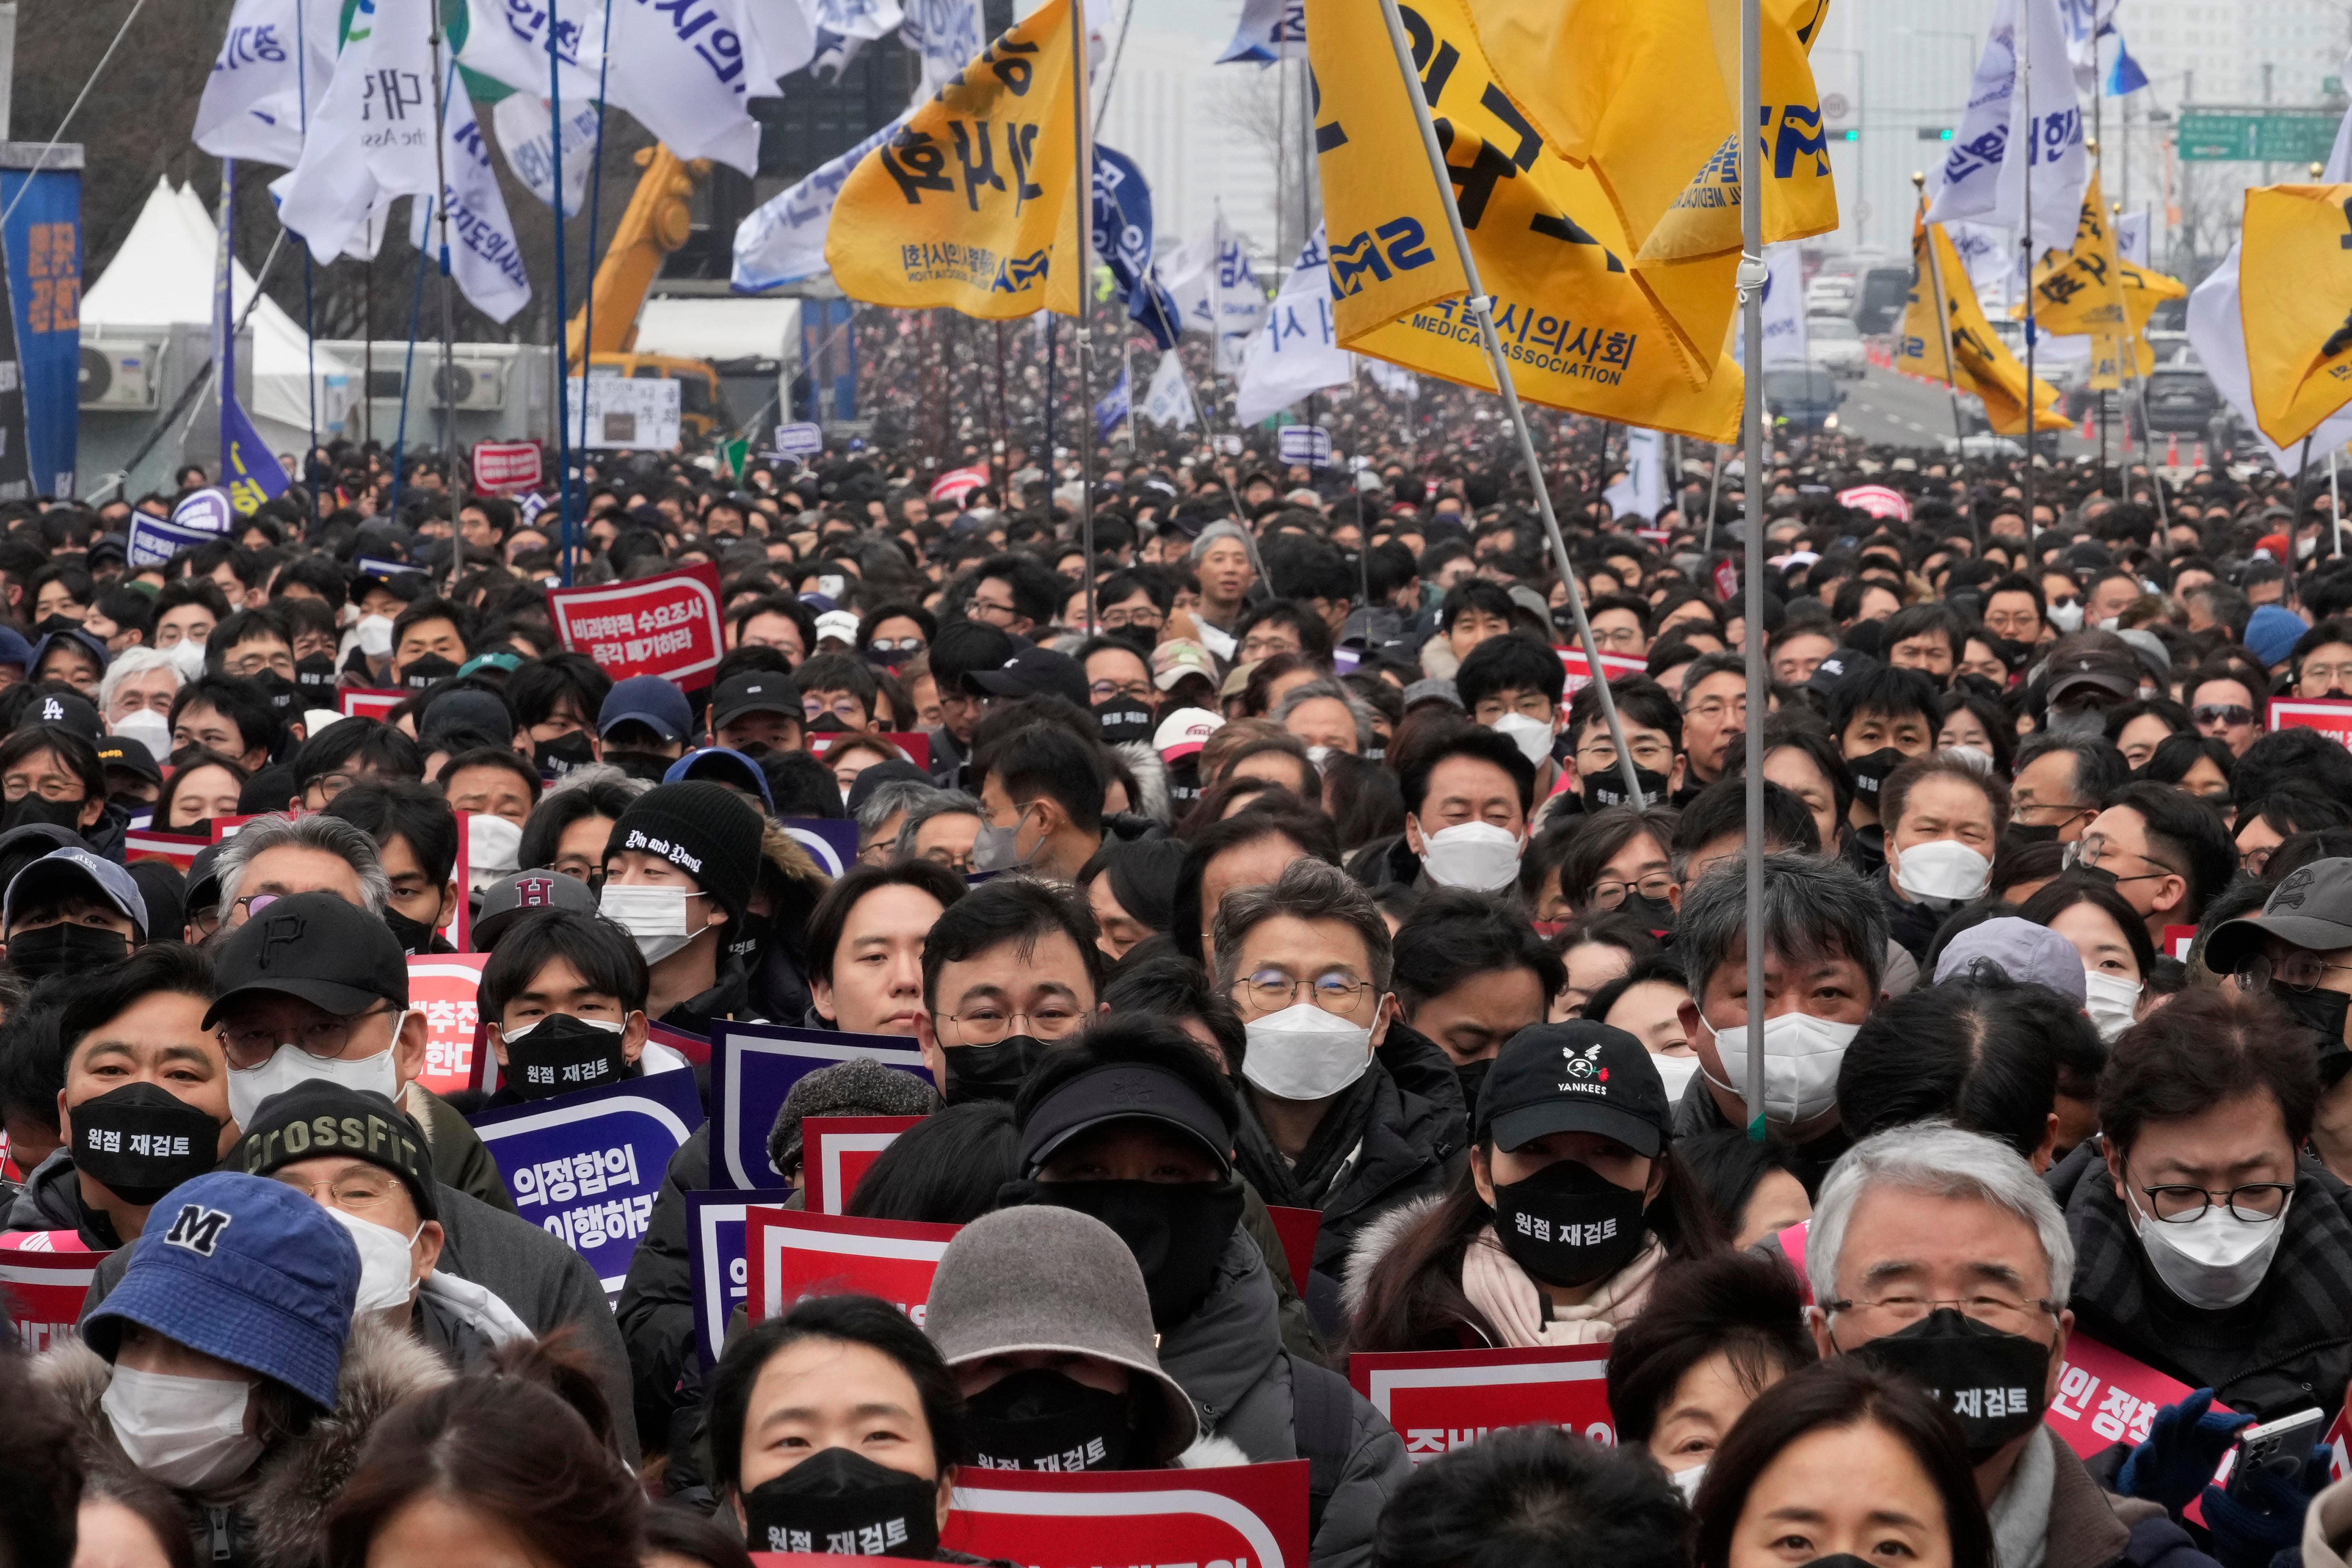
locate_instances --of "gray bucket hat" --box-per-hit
[925,1206,1200,1464]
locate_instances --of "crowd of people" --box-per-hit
[1,405,2352,1568]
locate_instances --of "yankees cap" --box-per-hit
[1474,1020,1672,1158]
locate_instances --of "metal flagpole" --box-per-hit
[1736,0,1768,1138]
[427,26,461,583]
[1913,176,1971,459]
[2021,4,2038,557]
[1703,446,1723,552]
[2332,447,2342,561]
[1372,0,1649,810]
[1072,0,1097,631]
[551,0,575,584]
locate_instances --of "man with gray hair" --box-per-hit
[1214,857,1465,1293]
[1805,1123,2211,1568]
[1672,849,1886,1192]
[212,810,393,924]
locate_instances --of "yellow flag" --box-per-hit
[2119,259,2186,336]
[1306,0,1743,440]
[2022,172,2127,336]
[2086,332,2152,391]
[2242,184,2352,448]
[826,0,1081,318]
[1896,214,2069,437]
[1467,0,1838,264]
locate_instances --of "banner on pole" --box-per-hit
[711,1022,935,1190]
[940,1461,1311,1568]
[780,818,862,878]
[773,421,824,455]
[563,376,683,450]
[547,563,727,691]
[1556,648,1650,697]
[1347,1344,1615,1464]
[801,1116,924,1215]
[339,688,406,720]
[744,1208,958,1324]
[123,828,209,873]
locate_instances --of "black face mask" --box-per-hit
[1490,1158,1650,1288]
[2005,822,2062,848]
[1006,1177,1247,1329]
[1847,1307,2051,1463]
[1990,634,2034,676]
[1951,672,2006,704]
[1582,765,1671,812]
[504,1015,630,1099]
[945,1036,1044,1104]
[294,653,339,692]
[2279,985,2352,1053]
[1456,1057,1495,1122]
[1846,746,1904,805]
[381,908,441,956]
[806,714,849,734]
[962,1368,1134,1473]
[1165,757,1202,808]
[867,646,916,670]
[1623,891,1677,935]
[69,1082,221,1207]
[32,613,80,639]
[535,731,598,775]
[0,794,86,836]
[1093,697,1155,746]
[255,671,301,718]
[398,653,461,690]
[9,922,127,982]
[604,749,675,783]
[740,1447,940,1559]
[1107,625,1158,659]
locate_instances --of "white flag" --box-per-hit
[1737,241,1810,370]
[491,92,601,217]
[1217,0,1306,63]
[1236,226,1349,426]
[900,0,982,91]
[1161,218,1267,371]
[1362,357,1417,396]
[1947,220,2019,310]
[1141,350,1198,430]
[195,0,340,165]
[2116,210,2148,266]
[2057,0,2117,93]
[275,0,439,264]
[410,70,532,322]
[815,0,904,40]
[601,0,775,174]
[455,0,603,102]
[1603,428,1665,520]
[1996,0,2087,261]
[745,0,821,82]
[732,104,911,288]
[1161,231,1217,336]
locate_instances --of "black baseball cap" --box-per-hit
[2204,857,2352,976]
[1018,1064,1234,1178]
[203,891,410,1027]
[929,620,1019,689]
[1475,1021,1671,1158]
[711,672,803,730]
[95,734,162,785]
[969,645,1089,708]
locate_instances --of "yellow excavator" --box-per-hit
[565,145,728,444]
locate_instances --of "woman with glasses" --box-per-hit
[854,602,935,671]
[1555,804,1681,926]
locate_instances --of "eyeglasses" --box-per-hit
[1683,697,1747,725]
[2062,836,2175,884]
[1590,873,1678,910]
[2191,704,2254,727]
[1577,737,1675,769]
[1231,969,1375,1012]
[932,1002,1088,1046]
[867,636,925,655]
[965,596,1019,624]
[306,771,362,803]
[2012,799,2094,827]
[1823,1291,2059,1337]
[225,650,296,679]
[804,694,867,722]
[2301,662,2352,691]
[2128,1161,2294,1223]
[1238,634,1300,661]
[1099,608,1163,631]
[218,1005,396,1068]
[277,1170,405,1212]
[1089,678,1153,702]
[2233,952,2352,995]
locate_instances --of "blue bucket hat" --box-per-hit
[84,1171,359,1411]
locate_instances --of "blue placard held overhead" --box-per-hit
[686,1186,797,1366]
[1278,424,1332,466]
[773,421,823,456]
[469,1066,705,1302]
[710,1021,933,1191]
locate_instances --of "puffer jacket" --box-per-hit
[35,1313,451,1568]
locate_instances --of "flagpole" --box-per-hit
[1735,0,1768,1138]
[1372,0,1648,812]
[1071,0,1097,632]
[427,30,461,588]
[2331,447,2341,561]
[1913,175,1971,464]
[1703,446,1723,553]
[550,0,576,584]
[214,161,233,484]
[2021,1,2038,557]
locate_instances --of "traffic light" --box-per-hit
[1842,129,1860,142]
[1916,127,1954,141]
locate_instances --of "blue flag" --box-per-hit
[1094,365,1132,440]
[1091,145,1183,350]
[2107,34,2148,95]
[221,392,289,515]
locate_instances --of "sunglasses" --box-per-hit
[2190,704,2254,727]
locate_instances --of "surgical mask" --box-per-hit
[1583,765,1670,813]
[962,1368,1133,1473]
[1670,1462,1707,1502]
[2046,599,2086,634]
[102,1365,263,1491]
[502,1013,630,1099]
[68,1082,221,1206]
[1491,712,1556,768]
[465,813,523,895]
[2127,1183,2292,1310]
[1891,838,1992,903]
[9,921,128,982]
[1416,818,1522,892]
[2277,984,2351,1049]
[2302,536,2321,561]
[1489,1159,1649,1288]
[1849,1307,2051,1462]
[971,806,1035,874]
[327,1204,422,1316]
[740,1446,941,1559]
[2006,822,2062,849]
[945,1036,1042,1104]
[1703,1011,1861,1125]
[1622,892,1677,935]
[355,614,396,658]
[225,1025,405,1127]
[1650,1051,1702,1102]
[600,884,706,966]
[2082,969,2143,1043]
[1306,744,1333,768]
[114,711,172,766]
[381,907,441,956]
[163,639,208,682]
[1242,1002,1375,1102]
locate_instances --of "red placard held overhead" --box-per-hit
[801,1117,924,1215]
[1348,1344,1616,1465]
[804,731,933,772]
[340,688,405,721]
[744,1208,958,1325]
[548,563,727,691]
[0,1239,109,1351]
[409,955,489,1098]
[940,1461,1311,1568]
[123,829,208,872]
[1555,648,1648,698]
[2266,697,2352,748]
[471,440,543,493]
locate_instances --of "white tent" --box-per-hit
[81,178,355,457]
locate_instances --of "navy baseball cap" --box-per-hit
[4,846,148,939]
[664,746,775,811]
[84,1171,359,1411]
[598,674,693,745]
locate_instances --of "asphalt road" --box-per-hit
[1829,360,2104,461]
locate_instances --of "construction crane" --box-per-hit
[565,144,729,444]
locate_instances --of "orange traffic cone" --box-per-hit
[2192,441,2207,468]
[2081,409,2096,443]
[2166,433,2180,467]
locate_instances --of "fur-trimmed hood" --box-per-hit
[1339,1192,1444,1325]
[761,820,832,891]
[35,1313,452,1568]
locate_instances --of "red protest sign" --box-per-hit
[1265,1205,1322,1290]
[124,828,208,873]
[2267,697,2352,748]
[805,731,933,772]
[1554,648,1649,698]
[472,440,543,493]
[208,810,299,843]
[2046,1334,2217,1460]
[2163,925,2197,963]
[745,1208,957,1325]
[0,1238,109,1351]
[941,1460,1310,1568]
[1348,1344,1615,1465]
[802,1117,924,1216]
[1712,559,1739,602]
[2327,1405,2350,1483]
[340,688,405,721]
[410,955,489,1099]
[549,563,726,691]
[650,1022,711,1068]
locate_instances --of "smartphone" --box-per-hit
[2225,1406,2326,1498]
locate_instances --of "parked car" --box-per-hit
[1763,368,1845,432]
[2142,347,2223,435]
[1854,266,1915,336]
[1808,315,1867,377]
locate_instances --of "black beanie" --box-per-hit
[233,1082,439,1221]
[604,781,764,926]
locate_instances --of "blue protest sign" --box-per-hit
[710,1021,932,1190]
[774,421,823,456]
[781,818,861,878]
[469,1066,704,1301]
[171,486,234,533]
[687,1186,795,1365]
[1278,425,1332,466]
[127,512,231,570]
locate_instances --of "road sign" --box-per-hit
[2177,111,2338,163]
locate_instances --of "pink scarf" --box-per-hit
[1460,1228,1665,1347]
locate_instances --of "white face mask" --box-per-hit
[162,639,208,682]
[2127,1183,2292,1310]
[1670,1461,1707,1502]
[2082,969,2143,1043]
[355,613,396,658]
[1890,837,1992,904]
[1306,744,1333,768]
[226,1025,404,1127]
[1704,1011,1861,1125]
[601,884,705,966]
[1490,712,1556,768]
[326,1204,424,1316]
[1416,818,1523,892]
[1650,1050,1702,1103]
[465,813,523,894]
[1242,1001,1376,1102]
[2046,600,2086,634]
[102,1364,263,1490]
